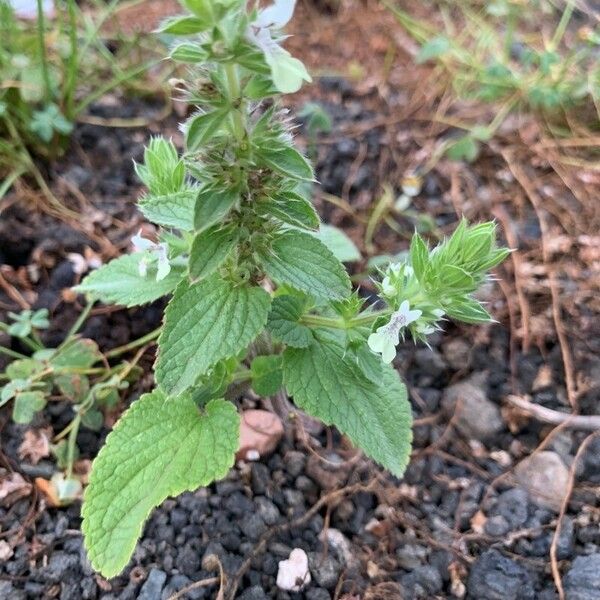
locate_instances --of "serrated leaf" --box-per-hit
[312,225,361,263]
[75,254,185,307]
[267,295,313,348]
[186,110,228,151]
[257,192,320,231]
[138,191,196,230]
[258,231,350,301]
[189,224,239,281]
[156,278,271,394]
[82,391,239,577]
[256,146,314,181]
[283,341,412,476]
[250,355,283,396]
[13,391,46,424]
[194,186,239,232]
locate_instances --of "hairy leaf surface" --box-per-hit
[266,295,312,348]
[189,224,239,281]
[283,341,412,476]
[258,231,350,301]
[156,278,271,394]
[138,190,196,230]
[82,391,239,577]
[74,254,184,307]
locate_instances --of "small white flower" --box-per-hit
[132,230,171,281]
[381,275,395,296]
[368,301,422,363]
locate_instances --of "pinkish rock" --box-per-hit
[236,409,284,461]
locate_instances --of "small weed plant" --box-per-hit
[56,0,507,577]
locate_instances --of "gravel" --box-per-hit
[563,554,600,600]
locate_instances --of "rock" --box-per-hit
[255,496,281,525]
[306,590,332,600]
[484,515,510,537]
[45,551,79,582]
[555,516,575,560]
[239,585,269,600]
[564,554,600,600]
[176,543,201,576]
[319,529,358,570]
[414,347,447,377]
[514,452,569,511]
[308,552,342,589]
[237,410,284,461]
[277,548,311,592]
[492,488,529,528]
[250,462,271,495]
[138,569,167,600]
[396,544,427,570]
[442,338,471,370]
[305,452,349,491]
[467,550,535,600]
[441,377,503,440]
[402,565,443,596]
[240,513,267,541]
[284,451,306,477]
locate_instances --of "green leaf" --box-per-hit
[267,295,313,348]
[445,297,492,324]
[446,135,480,162]
[170,43,209,63]
[74,254,185,307]
[256,146,314,181]
[256,192,320,231]
[186,110,228,151]
[6,359,44,380]
[250,355,283,396]
[258,231,350,301]
[194,186,239,232]
[156,278,271,394]
[13,391,46,424]
[409,233,428,281]
[82,391,239,577]
[189,224,239,281]
[51,338,101,370]
[159,15,211,34]
[312,225,361,263]
[416,35,451,63]
[283,341,412,476]
[138,191,196,230]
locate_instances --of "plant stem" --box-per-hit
[301,309,391,330]
[224,62,245,141]
[65,413,81,479]
[104,327,161,359]
[61,300,94,345]
[64,0,79,118]
[0,346,28,360]
[36,0,52,103]
[551,0,574,51]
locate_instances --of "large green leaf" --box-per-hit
[258,231,350,301]
[74,254,185,307]
[82,391,239,577]
[266,295,312,348]
[283,340,412,476]
[156,278,271,394]
[138,190,196,231]
[256,192,320,231]
[313,224,361,263]
[189,224,239,281]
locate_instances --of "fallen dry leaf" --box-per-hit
[18,428,52,465]
[0,471,32,507]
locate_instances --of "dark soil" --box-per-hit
[1,2,600,599]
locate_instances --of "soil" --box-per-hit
[1,1,600,599]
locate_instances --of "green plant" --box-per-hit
[0,306,143,504]
[0,0,168,205]
[387,0,600,161]
[72,0,508,577]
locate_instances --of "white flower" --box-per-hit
[132,230,171,281]
[245,0,310,93]
[381,275,395,296]
[368,301,422,363]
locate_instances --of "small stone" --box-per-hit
[237,410,284,461]
[319,529,358,570]
[467,550,535,600]
[45,551,79,582]
[138,569,167,600]
[283,489,304,507]
[176,543,201,576]
[308,552,342,589]
[306,590,332,600]
[276,548,311,592]
[0,540,13,561]
[255,496,281,525]
[442,338,471,370]
[492,488,529,528]
[239,585,269,600]
[240,513,267,540]
[305,452,349,490]
[250,462,271,496]
[484,515,510,537]
[284,451,306,477]
[396,544,427,570]
[563,553,600,600]
[402,565,443,595]
[514,451,569,512]
[414,347,447,377]
[441,376,503,440]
